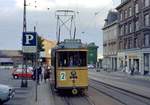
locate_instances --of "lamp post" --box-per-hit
[21,0,28,88]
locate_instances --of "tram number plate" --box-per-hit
[60,72,66,81]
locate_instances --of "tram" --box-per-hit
[51,39,88,94]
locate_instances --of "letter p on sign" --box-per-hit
[25,35,34,44]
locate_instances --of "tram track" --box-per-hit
[60,93,96,105]
[90,79,150,105]
[50,83,95,105]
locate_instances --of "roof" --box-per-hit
[0,50,22,57]
[56,39,87,49]
[87,43,99,48]
[104,10,118,27]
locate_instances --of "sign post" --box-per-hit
[22,32,37,88]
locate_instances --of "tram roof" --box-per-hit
[54,39,87,49]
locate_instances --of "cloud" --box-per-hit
[0,0,118,54]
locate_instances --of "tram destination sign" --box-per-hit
[22,32,37,53]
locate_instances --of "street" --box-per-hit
[0,69,35,105]
[0,68,150,105]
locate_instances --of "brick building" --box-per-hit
[117,0,150,74]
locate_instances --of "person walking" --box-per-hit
[130,65,135,75]
[37,66,42,84]
[44,68,48,83]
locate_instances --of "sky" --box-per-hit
[0,0,120,56]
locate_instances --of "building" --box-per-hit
[116,0,150,75]
[0,50,23,69]
[42,38,56,66]
[102,10,119,71]
[87,43,98,65]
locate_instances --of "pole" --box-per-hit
[21,0,28,88]
[23,0,27,32]
[34,26,38,102]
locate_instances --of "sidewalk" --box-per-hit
[91,69,150,81]
[89,71,150,99]
[28,80,54,105]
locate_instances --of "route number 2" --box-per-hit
[60,72,66,80]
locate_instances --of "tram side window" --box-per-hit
[58,51,87,67]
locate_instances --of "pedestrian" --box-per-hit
[36,66,42,84]
[32,66,36,81]
[41,66,45,82]
[69,56,73,67]
[130,65,134,75]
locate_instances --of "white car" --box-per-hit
[88,64,95,69]
[0,84,15,105]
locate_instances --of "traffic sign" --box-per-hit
[22,32,37,53]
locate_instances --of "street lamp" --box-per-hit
[21,0,28,88]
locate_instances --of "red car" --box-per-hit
[12,67,33,79]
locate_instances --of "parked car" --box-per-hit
[12,67,33,79]
[0,84,15,105]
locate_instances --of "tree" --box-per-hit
[37,35,45,52]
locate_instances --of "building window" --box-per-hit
[129,23,132,33]
[128,38,132,48]
[120,12,123,21]
[135,3,139,14]
[120,26,124,36]
[129,7,132,17]
[135,20,139,31]
[119,41,123,50]
[134,37,138,48]
[144,53,149,72]
[144,34,150,47]
[144,0,150,7]
[125,24,128,34]
[124,39,128,49]
[144,14,150,26]
[125,10,128,18]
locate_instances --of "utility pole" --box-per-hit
[21,0,28,88]
[23,0,27,32]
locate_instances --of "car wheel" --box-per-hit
[13,75,18,79]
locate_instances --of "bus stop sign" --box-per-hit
[22,32,37,53]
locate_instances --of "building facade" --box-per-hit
[117,0,150,74]
[102,10,119,71]
[0,50,23,69]
[87,43,98,65]
[42,38,56,66]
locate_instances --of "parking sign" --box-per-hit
[22,32,37,53]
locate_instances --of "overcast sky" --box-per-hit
[0,0,120,56]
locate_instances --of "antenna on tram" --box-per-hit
[55,10,76,44]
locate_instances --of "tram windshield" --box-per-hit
[58,51,87,67]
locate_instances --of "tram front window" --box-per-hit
[58,51,87,67]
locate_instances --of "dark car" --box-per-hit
[0,84,15,105]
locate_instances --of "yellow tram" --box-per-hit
[51,39,88,94]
